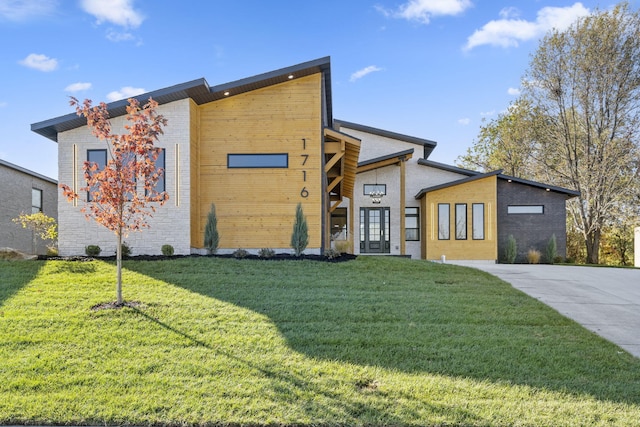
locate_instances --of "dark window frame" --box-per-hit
[31,188,43,214]
[148,148,166,194]
[363,184,387,196]
[438,203,450,240]
[227,153,289,168]
[507,205,544,215]
[455,203,467,240]
[472,203,485,240]
[86,149,107,202]
[405,207,419,241]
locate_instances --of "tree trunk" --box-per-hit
[585,229,601,264]
[116,231,123,305]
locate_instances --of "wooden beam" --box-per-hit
[324,151,344,173]
[327,175,343,193]
[329,200,342,213]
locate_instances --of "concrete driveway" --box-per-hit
[451,262,640,358]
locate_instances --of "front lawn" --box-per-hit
[1,256,639,426]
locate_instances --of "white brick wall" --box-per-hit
[57,99,192,256]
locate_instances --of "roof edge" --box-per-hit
[0,158,57,183]
[334,119,437,149]
[415,170,502,199]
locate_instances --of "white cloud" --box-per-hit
[19,53,58,72]
[465,2,590,50]
[80,0,144,28]
[480,110,496,117]
[350,65,383,82]
[507,87,521,96]
[106,86,146,102]
[0,101,7,108]
[0,0,57,21]
[65,82,92,92]
[106,29,135,42]
[458,117,471,125]
[379,0,472,24]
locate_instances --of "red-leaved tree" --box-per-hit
[61,97,169,305]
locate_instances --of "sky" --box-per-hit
[1,0,634,180]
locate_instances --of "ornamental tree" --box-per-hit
[60,97,169,305]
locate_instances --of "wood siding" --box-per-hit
[422,175,498,260]
[193,74,323,250]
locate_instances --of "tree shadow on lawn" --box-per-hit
[125,257,640,407]
[0,260,46,306]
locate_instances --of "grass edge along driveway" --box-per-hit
[1,256,639,426]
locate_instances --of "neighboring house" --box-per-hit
[0,159,58,254]
[31,57,578,261]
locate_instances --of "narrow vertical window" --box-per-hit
[472,203,485,240]
[150,148,165,194]
[455,203,467,240]
[405,207,419,241]
[31,188,43,213]
[87,149,107,201]
[438,203,450,240]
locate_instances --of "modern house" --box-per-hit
[0,159,58,254]
[31,57,579,261]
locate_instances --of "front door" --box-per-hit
[360,207,390,253]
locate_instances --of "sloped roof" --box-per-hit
[417,159,479,177]
[334,120,437,159]
[415,170,502,199]
[357,148,414,172]
[32,57,332,142]
[0,158,57,184]
[498,173,580,197]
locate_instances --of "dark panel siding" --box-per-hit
[497,180,569,263]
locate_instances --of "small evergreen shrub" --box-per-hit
[119,242,132,258]
[85,245,101,257]
[161,244,174,256]
[325,248,341,260]
[504,235,517,264]
[546,234,558,264]
[290,203,309,257]
[233,248,249,259]
[258,248,275,258]
[204,203,220,255]
[554,255,565,264]
[527,249,541,264]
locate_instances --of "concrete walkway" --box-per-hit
[451,262,640,358]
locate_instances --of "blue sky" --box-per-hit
[1,0,631,180]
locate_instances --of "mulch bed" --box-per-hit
[40,253,358,263]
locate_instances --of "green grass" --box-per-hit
[1,256,639,426]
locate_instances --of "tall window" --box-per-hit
[455,203,467,240]
[87,149,107,201]
[472,203,485,240]
[150,148,165,193]
[405,207,419,241]
[438,203,450,240]
[331,207,347,240]
[31,188,43,214]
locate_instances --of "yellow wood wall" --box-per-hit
[421,175,497,260]
[193,74,323,250]
[189,99,201,246]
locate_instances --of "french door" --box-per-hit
[360,207,390,253]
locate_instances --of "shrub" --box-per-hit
[161,244,174,256]
[258,248,275,259]
[334,240,350,254]
[204,203,220,255]
[325,248,341,260]
[546,234,558,264]
[554,255,565,264]
[504,235,517,264]
[233,248,249,259]
[85,245,101,257]
[290,203,309,257]
[46,246,58,257]
[119,242,132,258]
[527,249,541,264]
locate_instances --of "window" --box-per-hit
[455,204,467,240]
[363,184,386,195]
[438,204,450,240]
[227,153,288,168]
[150,148,165,193]
[405,207,419,241]
[472,203,485,240]
[508,205,544,214]
[31,188,43,214]
[87,149,107,201]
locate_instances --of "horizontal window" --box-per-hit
[227,153,288,168]
[364,184,386,196]
[508,205,544,214]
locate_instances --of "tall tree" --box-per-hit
[60,97,169,305]
[523,2,640,264]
